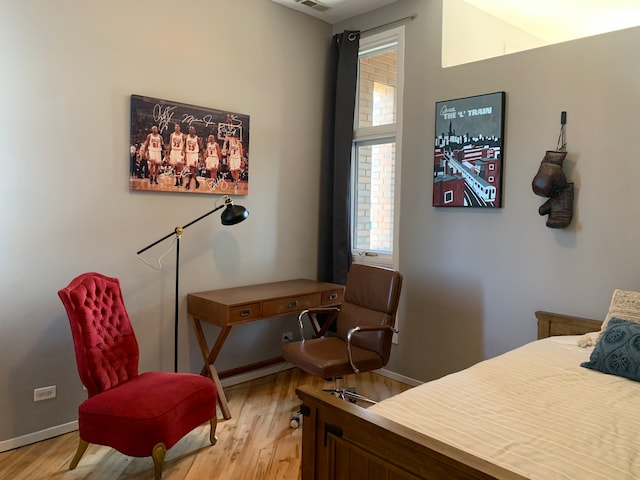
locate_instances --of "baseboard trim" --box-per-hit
[0,420,78,453]
[0,365,417,452]
[0,366,295,453]
[374,368,422,387]
[220,362,294,388]
[219,363,424,388]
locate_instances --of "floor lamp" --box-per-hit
[136,195,249,372]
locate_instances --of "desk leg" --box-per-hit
[191,318,233,420]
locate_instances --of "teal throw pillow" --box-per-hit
[581,317,640,381]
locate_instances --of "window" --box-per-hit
[445,190,454,204]
[351,27,404,268]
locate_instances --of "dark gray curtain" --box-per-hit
[318,31,360,285]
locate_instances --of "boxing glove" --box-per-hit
[532,150,567,197]
[538,183,573,229]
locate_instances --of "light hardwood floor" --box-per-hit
[0,369,411,480]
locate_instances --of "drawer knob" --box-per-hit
[288,300,299,308]
[329,293,338,300]
[240,309,251,317]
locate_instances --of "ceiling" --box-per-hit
[271,0,640,41]
[271,0,400,24]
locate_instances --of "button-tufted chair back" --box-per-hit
[58,272,218,479]
[58,272,139,397]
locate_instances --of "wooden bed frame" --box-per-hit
[295,311,602,480]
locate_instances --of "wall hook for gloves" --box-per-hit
[532,111,573,229]
[557,111,567,151]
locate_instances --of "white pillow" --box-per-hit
[576,331,599,348]
[601,289,640,330]
[578,289,640,347]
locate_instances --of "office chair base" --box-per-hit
[288,390,376,430]
[324,387,377,405]
[324,376,377,405]
[290,413,302,429]
[288,387,376,430]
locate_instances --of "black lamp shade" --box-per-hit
[221,204,249,225]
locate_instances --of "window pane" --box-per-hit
[353,141,395,253]
[358,45,397,128]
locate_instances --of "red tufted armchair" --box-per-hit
[58,272,218,479]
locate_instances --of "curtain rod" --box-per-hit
[359,13,417,37]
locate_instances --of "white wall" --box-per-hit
[336,0,640,382]
[442,0,547,67]
[0,0,330,444]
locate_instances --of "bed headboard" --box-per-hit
[536,311,602,339]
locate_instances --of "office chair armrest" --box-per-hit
[297,307,340,340]
[346,325,398,373]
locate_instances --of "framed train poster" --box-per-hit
[129,94,250,195]
[433,91,505,207]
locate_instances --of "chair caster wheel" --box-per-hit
[290,415,301,429]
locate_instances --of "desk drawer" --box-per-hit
[263,293,319,317]
[229,303,261,323]
[321,288,344,305]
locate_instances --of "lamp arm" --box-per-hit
[181,202,226,231]
[136,196,230,255]
[134,194,241,373]
[136,227,183,256]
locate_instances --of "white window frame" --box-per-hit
[351,26,404,269]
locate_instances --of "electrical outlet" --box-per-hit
[282,331,294,342]
[34,386,57,402]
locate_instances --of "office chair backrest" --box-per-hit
[58,272,140,397]
[336,264,403,364]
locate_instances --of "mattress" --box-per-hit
[370,335,640,479]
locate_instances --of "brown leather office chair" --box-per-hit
[282,264,402,413]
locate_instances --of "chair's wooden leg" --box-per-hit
[209,417,218,445]
[152,443,166,480]
[69,438,89,470]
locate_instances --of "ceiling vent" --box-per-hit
[295,0,330,12]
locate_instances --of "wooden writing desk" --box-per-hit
[187,278,344,419]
